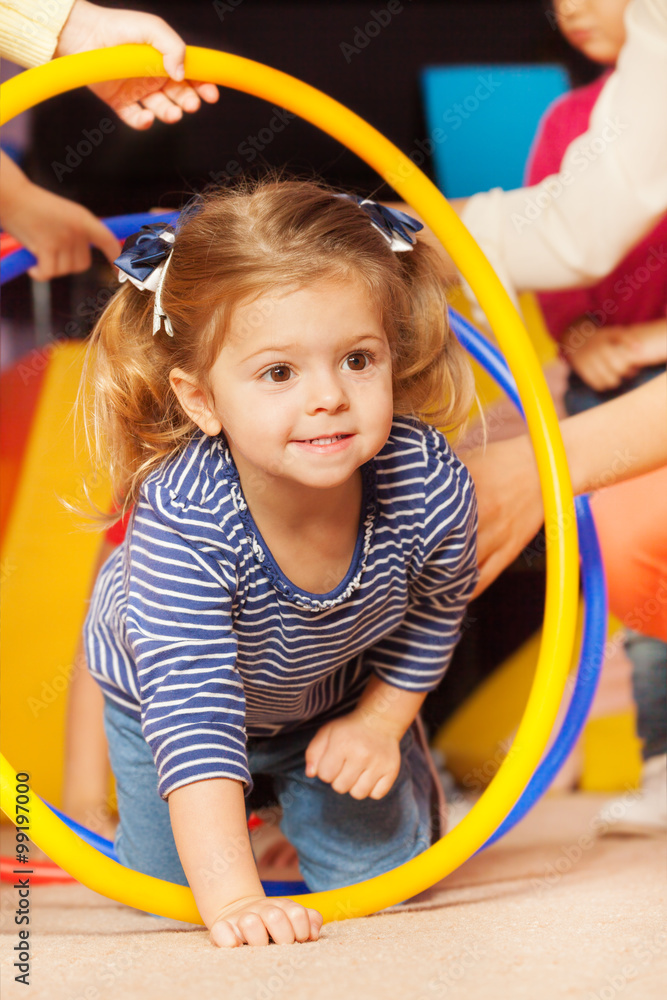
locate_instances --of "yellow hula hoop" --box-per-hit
[0,46,578,924]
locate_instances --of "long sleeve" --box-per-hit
[126,495,250,801]
[460,0,667,296]
[0,0,75,67]
[365,430,478,691]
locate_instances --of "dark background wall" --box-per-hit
[27,0,600,213]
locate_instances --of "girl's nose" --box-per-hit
[305,371,349,414]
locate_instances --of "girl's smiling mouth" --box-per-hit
[291,433,355,451]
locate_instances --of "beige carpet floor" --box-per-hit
[1,793,665,1000]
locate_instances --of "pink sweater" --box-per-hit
[525,73,667,342]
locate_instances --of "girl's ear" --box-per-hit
[169,368,223,436]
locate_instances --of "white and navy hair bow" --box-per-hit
[113,196,423,340]
[338,194,423,251]
[114,223,176,336]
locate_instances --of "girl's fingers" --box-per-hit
[284,904,312,943]
[261,905,296,946]
[304,729,329,777]
[210,920,242,948]
[211,903,322,948]
[237,911,270,947]
[369,771,396,800]
[347,769,377,800]
[307,908,324,939]
[318,750,349,787]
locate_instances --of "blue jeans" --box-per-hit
[103,697,442,892]
[564,364,666,416]
[626,632,667,761]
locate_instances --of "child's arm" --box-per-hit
[169,777,323,948]
[305,677,426,800]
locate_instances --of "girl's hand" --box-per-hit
[209,895,323,948]
[305,714,402,800]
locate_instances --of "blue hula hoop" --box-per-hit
[3,214,605,887]
[449,309,607,848]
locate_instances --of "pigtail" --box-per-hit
[389,241,476,435]
[78,279,196,525]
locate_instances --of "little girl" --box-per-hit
[81,178,478,948]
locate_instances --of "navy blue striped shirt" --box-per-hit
[85,416,478,800]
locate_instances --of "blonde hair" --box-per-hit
[81,177,474,522]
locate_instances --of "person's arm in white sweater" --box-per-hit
[0,0,75,67]
[0,0,219,128]
[460,0,667,296]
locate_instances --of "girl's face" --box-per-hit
[553,0,631,64]
[173,276,394,498]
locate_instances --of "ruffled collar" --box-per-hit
[220,439,377,612]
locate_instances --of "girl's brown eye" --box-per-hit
[345,353,368,371]
[263,365,291,382]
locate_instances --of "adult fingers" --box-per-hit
[158,79,203,114]
[134,14,187,81]
[69,240,93,274]
[191,81,220,104]
[139,88,183,124]
[86,219,122,264]
[27,249,59,282]
[53,245,89,278]
[113,99,155,130]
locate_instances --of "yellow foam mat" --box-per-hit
[0,342,111,808]
[581,712,643,792]
[434,609,643,792]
